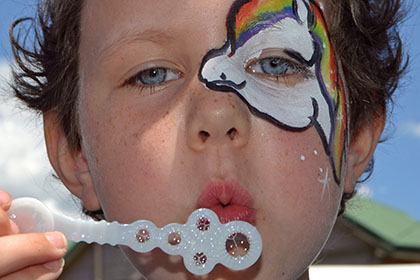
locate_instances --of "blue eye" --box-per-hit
[126,67,180,89]
[137,68,179,86]
[248,57,302,76]
[260,58,291,75]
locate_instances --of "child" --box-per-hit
[0,0,406,279]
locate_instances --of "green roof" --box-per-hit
[344,196,420,253]
[65,240,78,255]
[64,241,89,269]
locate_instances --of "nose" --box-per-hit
[187,92,251,152]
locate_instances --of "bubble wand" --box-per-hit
[8,197,262,276]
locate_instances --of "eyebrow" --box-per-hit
[98,29,175,62]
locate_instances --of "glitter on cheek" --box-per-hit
[318,167,331,201]
[300,155,306,161]
[314,150,318,156]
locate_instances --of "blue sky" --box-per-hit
[0,1,419,221]
[366,2,420,222]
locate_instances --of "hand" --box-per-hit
[0,190,67,280]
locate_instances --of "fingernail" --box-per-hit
[45,232,66,249]
[44,259,65,271]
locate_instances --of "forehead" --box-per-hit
[80,0,234,60]
[79,0,329,58]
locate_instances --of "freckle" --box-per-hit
[300,155,305,161]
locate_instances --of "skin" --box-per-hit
[0,190,66,280]
[0,0,383,279]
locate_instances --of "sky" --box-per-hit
[0,1,419,221]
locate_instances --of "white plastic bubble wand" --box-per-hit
[8,197,262,276]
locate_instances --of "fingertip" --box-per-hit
[0,190,12,210]
[10,219,20,234]
[45,232,68,251]
[43,258,65,272]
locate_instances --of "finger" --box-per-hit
[0,191,12,211]
[10,219,20,234]
[2,259,64,280]
[0,232,67,277]
[0,208,13,236]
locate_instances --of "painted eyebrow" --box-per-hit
[98,29,175,63]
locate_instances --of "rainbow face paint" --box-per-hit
[199,0,347,183]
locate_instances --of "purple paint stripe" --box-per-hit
[236,12,295,49]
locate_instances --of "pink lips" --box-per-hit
[196,182,256,225]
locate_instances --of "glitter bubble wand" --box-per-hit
[8,197,262,275]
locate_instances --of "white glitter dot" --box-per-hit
[301,156,306,161]
[314,150,318,155]
[320,168,324,173]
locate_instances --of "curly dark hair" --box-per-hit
[9,0,407,218]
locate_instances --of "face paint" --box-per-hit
[318,167,331,200]
[199,0,347,183]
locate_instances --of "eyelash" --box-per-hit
[246,57,313,80]
[122,67,181,93]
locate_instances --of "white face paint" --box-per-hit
[199,0,347,184]
[200,7,332,145]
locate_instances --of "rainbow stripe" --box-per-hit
[310,1,347,180]
[233,0,347,182]
[234,0,295,48]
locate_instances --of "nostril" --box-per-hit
[199,130,210,143]
[226,127,237,140]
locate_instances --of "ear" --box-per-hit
[43,112,101,211]
[344,114,386,194]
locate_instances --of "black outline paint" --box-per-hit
[198,0,346,184]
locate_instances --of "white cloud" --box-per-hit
[402,121,420,139]
[0,60,80,215]
[356,184,373,199]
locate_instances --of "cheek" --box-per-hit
[251,122,342,267]
[79,93,186,223]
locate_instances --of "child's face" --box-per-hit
[76,0,343,278]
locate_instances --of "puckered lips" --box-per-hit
[196,181,256,225]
